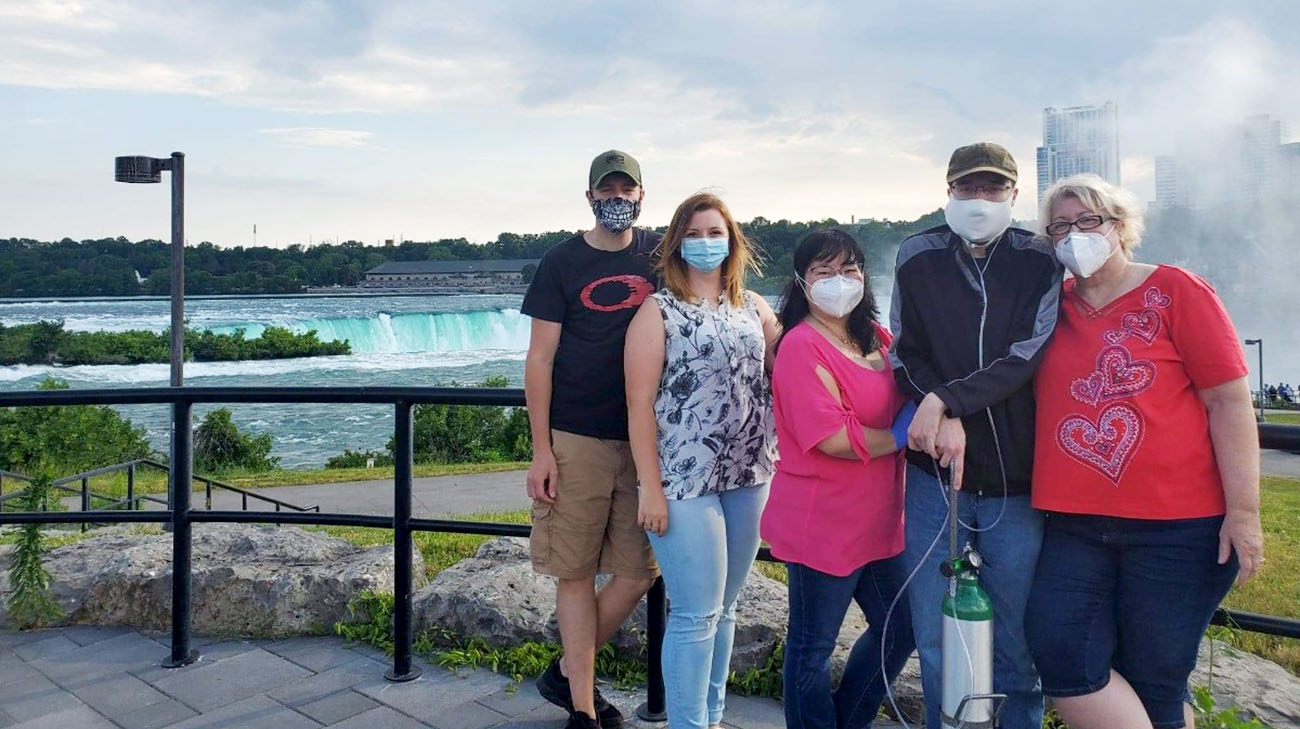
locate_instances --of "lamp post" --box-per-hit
[1245,338,1263,421]
[115,153,184,386]
[115,152,197,667]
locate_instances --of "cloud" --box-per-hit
[257,127,374,148]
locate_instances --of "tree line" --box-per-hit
[0,212,950,297]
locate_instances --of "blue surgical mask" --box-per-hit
[680,236,729,272]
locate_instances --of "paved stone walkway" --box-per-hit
[0,627,809,729]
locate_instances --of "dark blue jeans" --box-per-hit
[1025,513,1238,729]
[784,555,915,729]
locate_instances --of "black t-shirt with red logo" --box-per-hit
[521,229,662,440]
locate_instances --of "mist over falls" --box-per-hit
[1138,201,1300,388]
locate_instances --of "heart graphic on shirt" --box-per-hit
[1118,309,1161,344]
[1144,286,1171,309]
[1068,345,1157,406]
[1057,402,1143,484]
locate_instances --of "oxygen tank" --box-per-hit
[941,563,994,728]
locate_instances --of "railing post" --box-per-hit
[127,464,135,510]
[80,477,90,532]
[385,400,421,682]
[164,398,198,668]
[637,576,668,722]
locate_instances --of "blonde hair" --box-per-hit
[657,192,760,307]
[1039,173,1146,256]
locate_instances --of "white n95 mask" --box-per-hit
[944,197,1013,244]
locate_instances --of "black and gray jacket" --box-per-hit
[889,224,1063,497]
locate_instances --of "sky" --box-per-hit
[2,1,1298,248]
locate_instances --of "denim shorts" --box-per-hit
[1024,512,1238,729]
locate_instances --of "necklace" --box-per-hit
[809,314,857,351]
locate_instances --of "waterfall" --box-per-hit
[208,309,531,354]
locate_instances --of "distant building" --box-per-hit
[361,259,540,289]
[1036,102,1121,205]
[1154,155,1192,209]
[1154,114,1290,210]
[1282,142,1300,197]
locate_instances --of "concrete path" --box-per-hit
[0,626,809,729]
[62,470,534,517]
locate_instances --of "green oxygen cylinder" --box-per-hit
[941,559,995,727]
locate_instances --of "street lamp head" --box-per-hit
[1246,339,1261,345]
[115,156,163,183]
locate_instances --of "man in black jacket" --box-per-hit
[890,142,1062,729]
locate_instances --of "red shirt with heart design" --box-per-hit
[1032,265,1248,519]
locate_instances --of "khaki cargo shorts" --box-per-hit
[530,430,658,580]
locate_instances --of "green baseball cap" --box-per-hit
[946,142,1018,184]
[589,149,643,189]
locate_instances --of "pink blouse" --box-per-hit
[759,321,907,576]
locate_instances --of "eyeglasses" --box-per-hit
[808,264,863,278]
[1045,214,1111,237]
[950,182,1013,201]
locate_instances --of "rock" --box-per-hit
[412,537,922,715]
[0,524,422,635]
[413,537,557,646]
[1191,638,1300,728]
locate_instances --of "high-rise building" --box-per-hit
[1156,114,1289,210]
[1282,142,1300,199]
[1154,155,1188,208]
[1036,102,1121,205]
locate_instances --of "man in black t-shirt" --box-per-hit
[522,150,662,729]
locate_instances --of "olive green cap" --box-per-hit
[946,142,1018,184]
[589,149,642,189]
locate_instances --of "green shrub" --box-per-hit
[326,449,393,469]
[5,470,64,628]
[391,377,532,465]
[0,378,153,474]
[193,408,279,473]
[0,321,349,366]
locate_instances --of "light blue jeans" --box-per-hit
[902,464,1044,729]
[647,484,769,729]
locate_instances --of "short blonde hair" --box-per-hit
[1039,173,1145,256]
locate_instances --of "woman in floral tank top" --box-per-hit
[625,192,779,729]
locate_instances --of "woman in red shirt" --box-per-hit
[1023,174,1264,729]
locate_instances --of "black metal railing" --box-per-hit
[0,458,319,519]
[0,386,1297,721]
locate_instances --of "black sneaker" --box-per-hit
[536,659,624,728]
[565,711,600,729]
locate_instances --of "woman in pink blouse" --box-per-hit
[761,229,916,729]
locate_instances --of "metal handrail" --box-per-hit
[0,457,318,514]
[0,385,1297,720]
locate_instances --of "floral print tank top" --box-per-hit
[651,289,776,500]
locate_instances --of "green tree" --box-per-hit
[392,376,530,464]
[0,379,153,474]
[193,408,279,473]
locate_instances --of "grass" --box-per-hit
[1218,475,1300,674]
[307,510,531,579]
[1265,411,1300,426]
